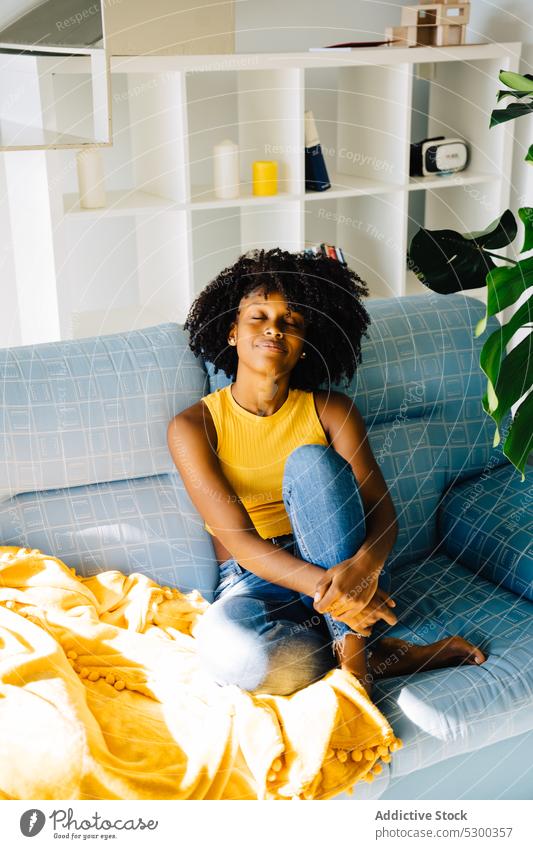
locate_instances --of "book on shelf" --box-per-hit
[303,244,347,265]
[309,39,395,51]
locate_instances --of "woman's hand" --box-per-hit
[331,588,397,637]
[312,550,388,619]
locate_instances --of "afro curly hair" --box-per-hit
[183,247,371,392]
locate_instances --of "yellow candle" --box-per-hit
[252,160,278,196]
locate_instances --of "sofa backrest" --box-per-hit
[0,293,510,600]
[0,323,219,599]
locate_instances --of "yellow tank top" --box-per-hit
[200,383,329,539]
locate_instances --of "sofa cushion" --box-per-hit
[0,323,208,503]
[439,464,533,602]
[0,472,219,601]
[369,554,533,778]
[367,412,507,570]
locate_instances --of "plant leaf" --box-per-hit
[497,89,533,102]
[475,256,533,336]
[483,333,533,428]
[464,209,517,248]
[518,208,533,252]
[480,293,533,404]
[498,70,533,92]
[502,389,533,480]
[527,144,533,163]
[408,211,516,294]
[490,101,533,128]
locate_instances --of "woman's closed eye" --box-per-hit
[251,315,298,326]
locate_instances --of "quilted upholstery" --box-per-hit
[0,473,219,599]
[439,464,533,602]
[0,323,218,598]
[370,554,533,777]
[0,323,207,501]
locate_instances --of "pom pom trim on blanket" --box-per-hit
[0,546,401,800]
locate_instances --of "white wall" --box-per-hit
[0,157,21,347]
[0,1,44,31]
[235,0,532,53]
[234,0,409,52]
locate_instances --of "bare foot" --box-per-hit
[368,635,487,681]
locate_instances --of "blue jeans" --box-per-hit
[196,443,390,696]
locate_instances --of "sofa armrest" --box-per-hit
[438,463,533,602]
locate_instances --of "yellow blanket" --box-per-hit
[0,546,402,800]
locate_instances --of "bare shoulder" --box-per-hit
[167,398,217,452]
[313,389,360,438]
[313,389,357,422]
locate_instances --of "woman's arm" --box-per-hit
[167,404,326,596]
[312,391,399,619]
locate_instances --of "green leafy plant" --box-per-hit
[408,70,533,480]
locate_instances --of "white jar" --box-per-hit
[213,139,239,200]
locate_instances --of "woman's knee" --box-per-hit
[195,595,335,695]
[283,444,332,487]
[283,443,360,504]
[282,443,366,562]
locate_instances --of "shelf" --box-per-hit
[186,67,303,200]
[62,175,501,217]
[186,175,402,206]
[3,42,519,344]
[110,43,522,74]
[63,190,177,218]
[190,202,302,295]
[427,57,511,179]
[305,62,412,197]
[0,120,98,150]
[305,193,407,298]
[189,184,300,209]
[304,171,403,200]
[424,180,503,232]
[0,47,110,151]
[408,171,498,191]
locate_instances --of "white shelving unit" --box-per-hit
[0,50,111,150]
[1,43,521,343]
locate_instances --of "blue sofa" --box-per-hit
[1,293,532,800]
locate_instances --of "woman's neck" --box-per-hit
[231,372,291,417]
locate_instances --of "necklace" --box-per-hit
[230,383,289,417]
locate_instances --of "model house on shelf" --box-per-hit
[386,1,470,48]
